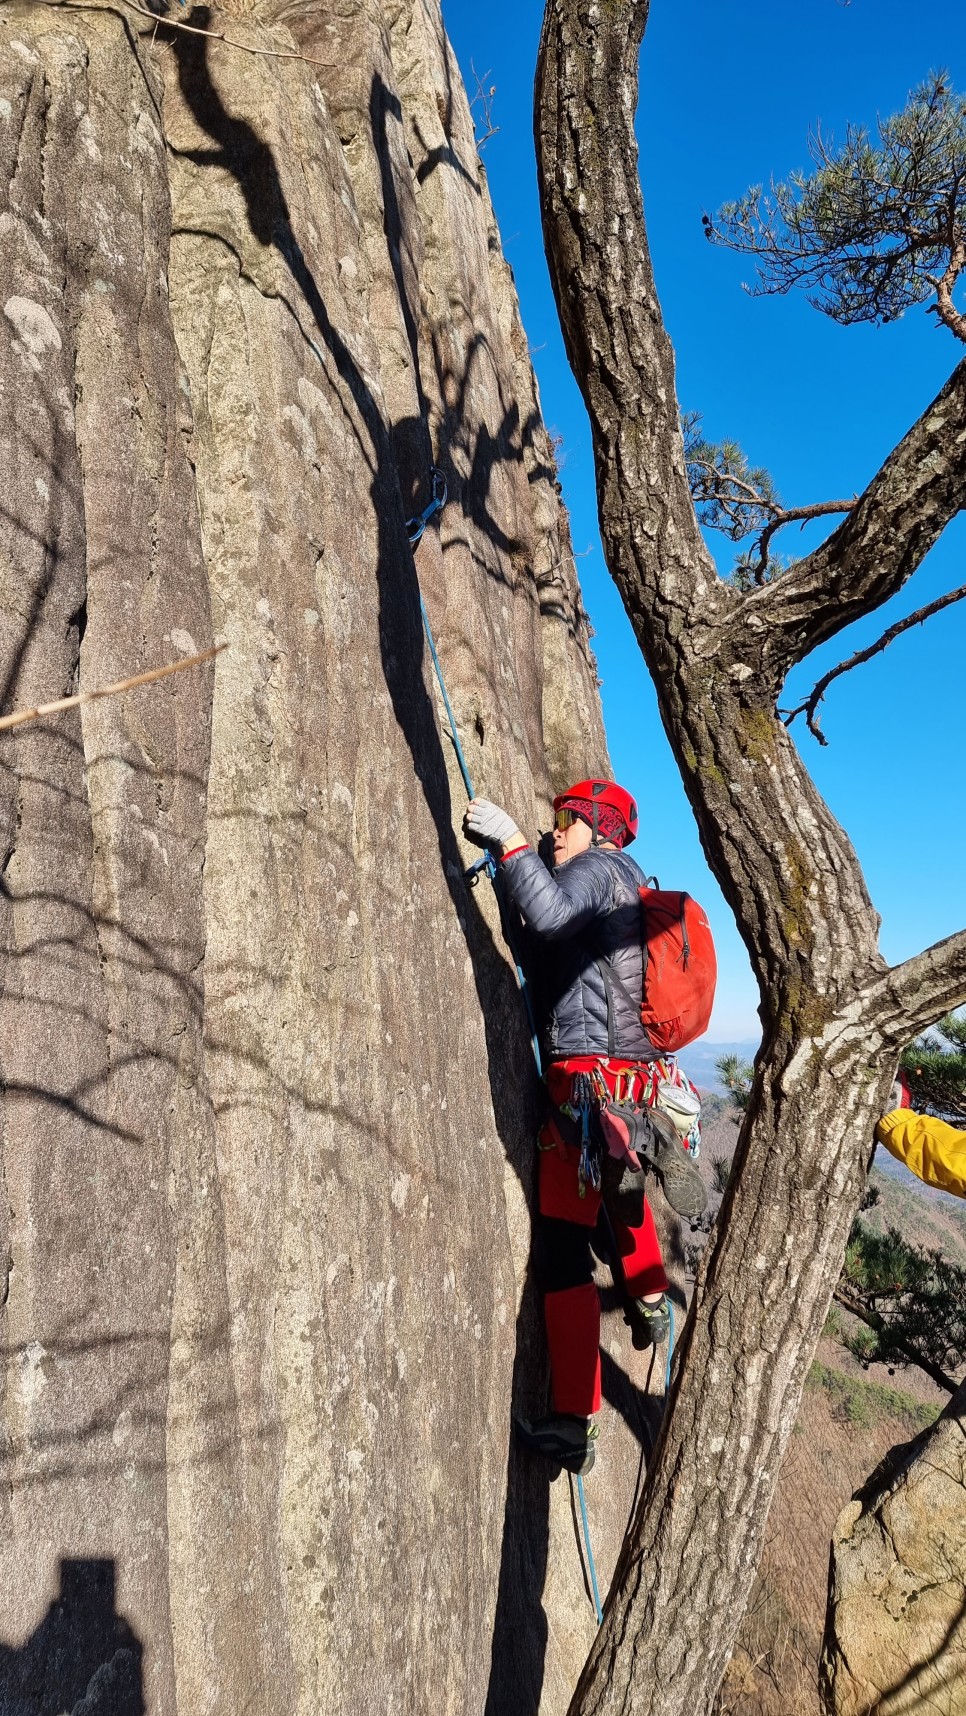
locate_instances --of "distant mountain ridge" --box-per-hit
[679,1039,759,1094]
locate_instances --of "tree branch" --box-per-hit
[832,1284,958,1395]
[737,356,966,684]
[750,498,854,583]
[783,580,966,742]
[57,0,333,68]
[926,228,966,343]
[0,644,225,734]
[861,928,966,1046]
[469,60,499,148]
[689,461,775,510]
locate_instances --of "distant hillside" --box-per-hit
[865,1158,966,1268]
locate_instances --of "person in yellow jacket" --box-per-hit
[875,1077,966,1200]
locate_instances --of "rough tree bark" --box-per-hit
[534,3,966,1713]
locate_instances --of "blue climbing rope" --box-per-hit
[408,470,633,1635]
[666,1300,675,1394]
[418,589,477,803]
[576,1473,603,1625]
[407,474,477,803]
[408,471,542,1073]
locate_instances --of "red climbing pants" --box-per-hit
[537,1056,670,1418]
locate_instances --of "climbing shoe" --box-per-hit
[638,1109,708,1219]
[624,1294,670,1351]
[514,1412,598,1475]
[601,1153,647,1227]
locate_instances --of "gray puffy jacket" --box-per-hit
[500,845,656,1061]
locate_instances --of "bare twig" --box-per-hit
[0,643,226,734]
[688,459,772,510]
[469,60,499,148]
[783,580,966,742]
[58,0,332,68]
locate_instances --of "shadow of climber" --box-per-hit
[0,1558,143,1715]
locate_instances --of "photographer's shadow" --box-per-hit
[0,1559,143,1715]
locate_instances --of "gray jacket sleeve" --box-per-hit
[499,848,613,940]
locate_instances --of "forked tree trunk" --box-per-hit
[534,3,966,1712]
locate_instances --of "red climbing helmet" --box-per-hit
[552,779,639,848]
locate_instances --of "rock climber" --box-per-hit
[464,778,706,1475]
[876,1077,966,1200]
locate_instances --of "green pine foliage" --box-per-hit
[681,413,787,586]
[682,411,780,541]
[715,1053,754,1111]
[704,74,966,336]
[689,77,966,592]
[842,1219,966,1386]
[710,1154,732,1195]
[901,1011,966,1121]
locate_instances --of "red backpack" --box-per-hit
[638,887,716,1053]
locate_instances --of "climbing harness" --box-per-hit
[406,468,678,1634]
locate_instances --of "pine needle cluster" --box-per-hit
[703,73,966,340]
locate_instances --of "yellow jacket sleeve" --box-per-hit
[874,1109,966,1200]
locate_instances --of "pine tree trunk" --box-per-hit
[534,3,966,1711]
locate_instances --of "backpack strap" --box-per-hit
[585,864,651,1056]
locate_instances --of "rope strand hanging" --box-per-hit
[406,469,679,1633]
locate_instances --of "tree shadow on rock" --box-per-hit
[170,30,558,1706]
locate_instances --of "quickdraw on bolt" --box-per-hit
[405,467,448,547]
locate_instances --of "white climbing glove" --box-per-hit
[464,797,522,852]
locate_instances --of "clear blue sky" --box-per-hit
[443,0,966,1041]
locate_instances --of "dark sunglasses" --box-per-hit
[554,807,583,831]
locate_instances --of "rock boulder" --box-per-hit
[821,1379,966,1715]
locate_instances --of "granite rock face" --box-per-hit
[821,1380,966,1716]
[0,4,671,1711]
